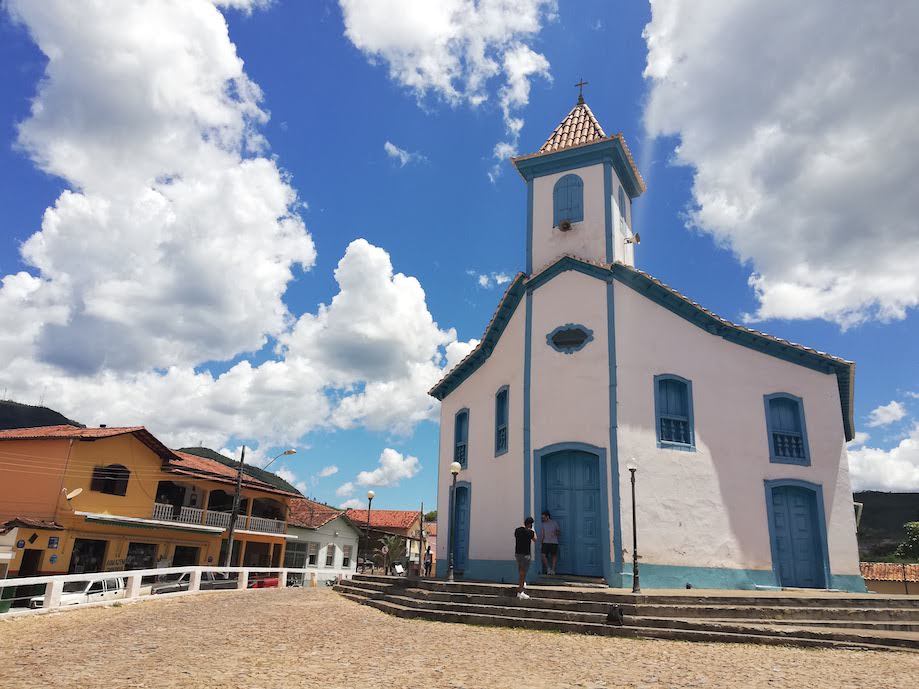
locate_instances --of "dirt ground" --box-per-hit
[1,588,917,689]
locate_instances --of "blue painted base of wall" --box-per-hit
[460,559,521,584]
[830,574,869,593]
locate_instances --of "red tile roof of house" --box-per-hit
[288,498,343,529]
[860,562,919,583]
[425,523,437,536]
[168,451,298,497]
[538,98,606,153]
[0,424,178,461]
[345,509,421,531]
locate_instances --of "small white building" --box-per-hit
[431,97,864,591]
[285,499,361,582]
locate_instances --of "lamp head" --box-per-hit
[282,449,297,456]
[626,460,638,472]
[367,490,375,500]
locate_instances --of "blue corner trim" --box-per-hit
[523,290,533,520]
[603,163,613,263]
[653,373,697,452]
[429,257,854,445]
[606,281,623,585]
[526,179,534,275]
[513,139,644,199]
[494,385,509,457]
[764,392,811,466]
[764,478,832,590]
[546,323,594,354]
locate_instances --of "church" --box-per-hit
[430,95,865,591]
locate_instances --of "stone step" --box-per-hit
[704,617,919,633]
[340,589,917,652]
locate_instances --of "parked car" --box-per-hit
[151,571,236,595]
[247,574,279,588]
[29,577,126,609]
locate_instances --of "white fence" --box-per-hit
[0,565,354,618]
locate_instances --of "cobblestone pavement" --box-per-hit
[1,588,917,689]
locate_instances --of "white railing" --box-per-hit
[178,506,204,524]
[152,502,174,520]
[247,515,285,534]
[152,504,205,525]
[153,505,285,534]
[0,565,355,617]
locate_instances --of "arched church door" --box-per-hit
[543,450,602,576]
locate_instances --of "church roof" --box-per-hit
[428,256,855,441]
[538,98,607,153]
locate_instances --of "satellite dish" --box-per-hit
[558,219,573,232]
[65,487,83,501]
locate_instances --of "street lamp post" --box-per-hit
[627,461,640,594]
[365,490,375,573]
[446,461,461,582]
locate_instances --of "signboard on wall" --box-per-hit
[48,536,60,549]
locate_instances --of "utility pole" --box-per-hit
[223,445,246,567]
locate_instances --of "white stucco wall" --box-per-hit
[287,515,360,580]
[613,281,861,578]
[437,300,527,565]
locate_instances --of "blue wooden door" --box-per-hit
[770,486,824,588]
[453,485,470,571]
[543,451,602,576]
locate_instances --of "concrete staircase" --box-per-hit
[334,574,919,652]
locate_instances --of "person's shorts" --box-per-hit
[541,543,559,556]
[515,554,531,572]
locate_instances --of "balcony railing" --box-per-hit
[153,503,285,534]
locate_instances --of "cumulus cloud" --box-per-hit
[847,431,870,448]
[317,465,339,478]
[848,423,919,492]
[339,0,555,178]
[355,448,421,487]
[339,498,365,510]
[471,271,513,289]
[867,401,907,428]
[643,0,919,327]
[383,141,425,166]
[336,481,355,497]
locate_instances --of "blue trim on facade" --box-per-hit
[453,480,471,572]
[764,392,811,466]
[653,373,697,452]
[494,385,509,457]
[453,407,469,468]
[526,180,534,274]
[623,564,778,590]
[513,139,644,199]
[764,478,832,590]
[603,163,613,263]
[457,559,521,584]
[606,281,623,587]
[522,290,533,520]
[429,257,854,443]
[533,442,612,585]
[830,574,868,592]
[546,323,594,354]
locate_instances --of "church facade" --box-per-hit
[431,97,865,591]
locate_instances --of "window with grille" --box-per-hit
[765,394,810,465]
[89,464,130,496]
[552,174,584,227]
[454,409,469,468]
[654,375,695,450]
[307,542,319,566]
[325,544,336,567]
[342,545,352,568]
[284,542,307,569]
[495,386,509,455]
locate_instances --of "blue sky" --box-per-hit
[1,1,917,509]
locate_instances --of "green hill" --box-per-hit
[178,446,302,496]
[855,491,919,560]
[0,400,83,431]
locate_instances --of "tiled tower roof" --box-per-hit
[538,98,607,154]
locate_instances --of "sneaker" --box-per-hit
[517,591,530,600]
[547,568,555,576]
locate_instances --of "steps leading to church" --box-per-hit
[334,575,919,652]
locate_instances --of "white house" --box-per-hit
[285,498,361,582]
[431,96,864,591]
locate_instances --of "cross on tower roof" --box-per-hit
[575,78,588,103]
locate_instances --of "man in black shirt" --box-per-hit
[514,516,536,599]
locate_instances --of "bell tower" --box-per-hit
[512,94,645,274]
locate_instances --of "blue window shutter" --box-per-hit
[553,174,584,226]
[553,179,566,226]
[495,387,508,455]
[618,186,627,222]
[765,394,810,465]
[454,409,469,467]
[654,375,695,450]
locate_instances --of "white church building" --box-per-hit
[431,96,864,591]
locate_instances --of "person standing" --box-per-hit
[539,510,561,575]
[423,546,433,577]
[514,516,536,599]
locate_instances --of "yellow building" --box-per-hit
[0,425,299,577]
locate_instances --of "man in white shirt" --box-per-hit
[539,510,561,575]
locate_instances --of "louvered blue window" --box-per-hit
[454,408,469,468]
[618,186,628,225]
[552,174,584,227]
[495,386,509,456]
[654,375,695,450]
[765,394,810,465]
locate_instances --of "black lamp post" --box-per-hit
[365,490,375,573]
[627,461,640,594]
[446,461,461,582]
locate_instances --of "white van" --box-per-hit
[29,577,126,609]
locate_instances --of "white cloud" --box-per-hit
[317,465,339,478]
[472,271,513,289]
[906,392,919,400]
[339,0,555,178]
[355,447,421,487]
[336,481,355,497]
[867,401,907,428]
[848,423,919,492]
[847,431,870,448]
[643,0,919,327]
[339,498,365,510]
[383,141,425,167]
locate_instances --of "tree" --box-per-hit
[894,522,919,560]
[424,510,437,523]
[376,534,405,573]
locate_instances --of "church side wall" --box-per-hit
[436,301,526,582]
[613,281,863,590]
